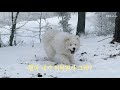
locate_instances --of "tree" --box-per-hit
[57,12,72,33]
[111,12,120,43]
[9,12,19,46]
[76,12,86,36]
[0,12,31,46]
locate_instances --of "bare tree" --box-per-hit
[76,12,86,36]
[37,12,42,43]
[111,12,120,43]
[9,12,19,46]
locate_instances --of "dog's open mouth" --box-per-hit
[69,50,75,54]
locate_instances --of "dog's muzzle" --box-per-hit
[69,49,75,54]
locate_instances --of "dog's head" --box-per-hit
[65,35,80,54]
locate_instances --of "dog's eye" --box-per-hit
[70,44,72,46]
[75,44,76,46]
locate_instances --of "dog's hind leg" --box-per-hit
[44,45,56,61]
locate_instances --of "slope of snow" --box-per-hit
[0,35,120,78]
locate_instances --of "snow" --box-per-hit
[0,12,120,78]
[1,35,120,78]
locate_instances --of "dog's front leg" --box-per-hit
[59,54,71,65]
[69,55,75,64]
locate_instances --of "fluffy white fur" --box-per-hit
[42,30,80,65]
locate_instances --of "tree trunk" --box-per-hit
[39,12,42,43]
[76,12,86,36]
[9,12,19,46]
[0,34,1,47]
[111,12,120,43]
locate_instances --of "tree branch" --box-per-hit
[16,34,39,39]
[16,21,29,29]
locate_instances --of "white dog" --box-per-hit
[42,30,80,65]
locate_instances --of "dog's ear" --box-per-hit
[76,35,80,40]
[64,36,70,43]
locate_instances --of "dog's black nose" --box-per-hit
[73,48,75,51]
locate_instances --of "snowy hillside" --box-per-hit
[1,35,120,78]
[0,12,120,78]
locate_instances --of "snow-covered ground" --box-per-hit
[1,12,120,78]
[1,35,120,78]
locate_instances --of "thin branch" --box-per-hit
[17,27,45,32]
[0,26,10,30]
[16,21,29,29]
[37,20,40,24]
[16,28,39,32]
[0,34,10,35]
[17,34,39,39]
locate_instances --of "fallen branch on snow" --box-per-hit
[103,52,120,60]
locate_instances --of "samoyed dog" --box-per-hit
[42,30,80,65]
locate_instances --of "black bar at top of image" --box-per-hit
[0,0,119,11]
